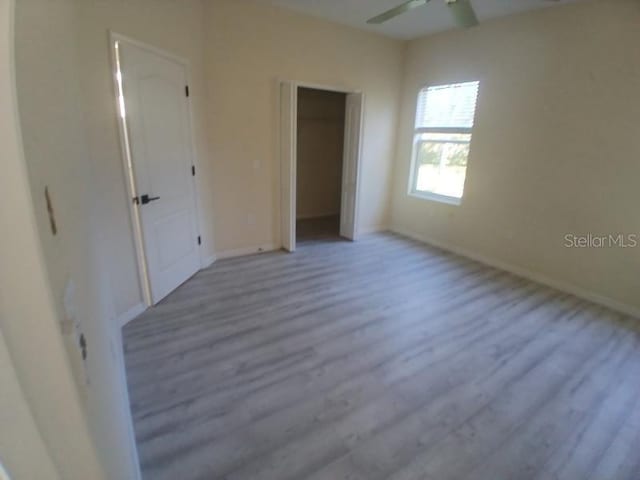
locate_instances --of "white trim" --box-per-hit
[109,31,210,306]
[117,303,146,328]
[279,80,364,250]
[358,224,389,236]
[390,225,640,319]
[111,327,142,480]
[201,255,216,269]
[409,191,462,206]
[349,91,365,241]
[110,31,190,67]
[215,244,279,260]
[293,80,362,95]
[279,80,297,252]
[109,33,151,307]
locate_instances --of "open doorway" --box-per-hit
[280,81,363,252]
[296,87,346,243]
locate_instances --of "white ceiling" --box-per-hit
[256,0,582,40]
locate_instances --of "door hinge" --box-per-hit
[191,165,196,176]
[185,85,190,97]
[197,236,201,246]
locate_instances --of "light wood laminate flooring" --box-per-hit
[124,233,640,480]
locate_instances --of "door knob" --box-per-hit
[141,194,160,205]
[133,194,160,205]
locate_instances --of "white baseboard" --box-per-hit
[215,243,279,260]
[117,302,146,328]
[390,225,640,319]
[358,224,389,236]
[201,254,216,269]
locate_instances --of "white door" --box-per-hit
[119,42,200,304]
[280,81,297,252]
[340,92,363,240]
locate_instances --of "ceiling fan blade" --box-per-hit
[366,0,430,25]
[446,0,479,28]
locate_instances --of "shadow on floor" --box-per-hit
[296,214,346,243]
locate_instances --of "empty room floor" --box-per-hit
[123,233,640,480]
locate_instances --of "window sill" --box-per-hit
[409,191,462,206]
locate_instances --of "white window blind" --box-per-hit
[415,81,479,130]
[409,81,480,203]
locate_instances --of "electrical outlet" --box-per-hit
[62,278,90,385]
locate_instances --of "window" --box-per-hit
[409,81,479,204]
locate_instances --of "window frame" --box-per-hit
[408,82,478,206]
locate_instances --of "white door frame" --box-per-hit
[279,80,365,251]
[109,31,208,307]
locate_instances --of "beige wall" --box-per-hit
[2,0,108,478]
[5,1,640,476]
[296,87,345,220]
[17,0,402,317]
[0,331,59,480]
[6,0,401,474]
[390,0,640,312]
[14,0,140,478]
[204,0,404,252]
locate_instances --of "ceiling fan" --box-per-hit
[367,0,561,29]
[367,0,480,28]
